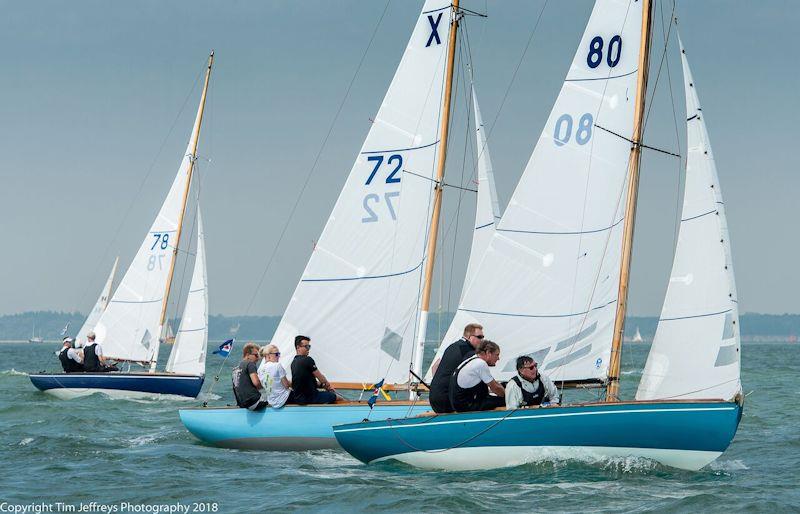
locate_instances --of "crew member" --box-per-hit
[429,323,484,413]
[232,342,268,411]
[450,339,505,412]
[287,335,337,404]
[58,337,83,373]
[505,356,559,409]
[82,331,118,372]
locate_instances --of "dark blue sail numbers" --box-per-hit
[362,154,402,223]
[586,34,622,69]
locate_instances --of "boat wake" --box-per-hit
[1,369,29,376]
[709,459,749,471]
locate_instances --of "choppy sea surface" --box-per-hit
[1,341,798,513]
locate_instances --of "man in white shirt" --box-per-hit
[58,337,84,373]
[450,340,506,412]
[505,356,560,409]
[82,331,118,372]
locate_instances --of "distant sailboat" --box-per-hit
[334,2,743,472]
[29,52,214,400]
[632,326,644,343]
[28,323,44,344]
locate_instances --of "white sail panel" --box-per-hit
[75,257,118,347]
[167,210,208,376]
[427,87,501,379]
[636,37,741,401]
[95,86,206,363]
[272,0,453,384]
[429,0,643,383]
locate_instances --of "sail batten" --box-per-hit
[636,35,741,401]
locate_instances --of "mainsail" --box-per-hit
[95,55,211,364]
[426,87,500,379]
[75,257,118,347]
[271,0,453,384]
[428,0,644,383]
[636,36,741,401]
[167,210,208,377]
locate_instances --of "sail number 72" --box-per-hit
[362,154,402,223]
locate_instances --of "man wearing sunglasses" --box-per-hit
[505,355,559,410]
[288,335,337,404]
[429,323,485,413]
[233,342,268,411]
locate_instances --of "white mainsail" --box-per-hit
[272,0,453,384]
[426,87,500,379]
[75,257,119,347]
[167,210,208,376]
[428,0,644,383]
[636,36,741,401]
[95,59,210,364]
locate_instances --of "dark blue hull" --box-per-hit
[29,372,204,399]
[333,400,743,471]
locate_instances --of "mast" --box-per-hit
[606,1,653,401]
[412,1,460,396]
[154,50,214,372]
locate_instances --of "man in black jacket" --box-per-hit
[428,323,484,413]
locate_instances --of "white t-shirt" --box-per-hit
[456,356,494,389]
[67,348,83,364]
[85,342,103,357]
[258,360,290,408]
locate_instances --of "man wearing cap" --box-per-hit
[82,331,118,372]
[58,337,84,373]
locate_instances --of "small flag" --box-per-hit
[213,338,235,357]
[60,322,71,337]
[367,379,385,409]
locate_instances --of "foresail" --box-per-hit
[75,257,118,347]
[271,0,453,384]
[167,210,208,376]
[636,37,741,401]
[426,87,500,380]
[430,0,643,383]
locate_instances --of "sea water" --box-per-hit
[1,342,797,512]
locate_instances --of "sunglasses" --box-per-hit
[269,352,281,356]
[471,334,484,339]
[301,344,311,349]
[522,364,538,370]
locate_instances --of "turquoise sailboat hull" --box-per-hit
[179,402,431,450]
[333,400,742,471]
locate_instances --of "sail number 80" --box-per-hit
[587,35,622,69]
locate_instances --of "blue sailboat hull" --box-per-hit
[333,400,743,471]
[29,372,205,399]
[179,402,432,450]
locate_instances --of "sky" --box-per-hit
[0,0,797,318]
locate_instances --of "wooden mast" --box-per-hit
[154,51,214,372]
[606,2,653,401]
[411,1,460,395]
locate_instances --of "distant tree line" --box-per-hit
[1,310,798,342]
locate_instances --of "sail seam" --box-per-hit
[301,260,424,283]
[659,309,731,322]
[498,217,623,236]
[564,68,638,82]
[360,140,440,155]
[460,298,617,319]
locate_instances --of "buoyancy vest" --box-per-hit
[59,347,83,373]
[510,375,546,406]
[449,355,488,412]
[83,344,101,372]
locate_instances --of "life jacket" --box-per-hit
[510,375,546,407]
[83,343,101,372]
[449,355,488,412]
[59,347,83,373]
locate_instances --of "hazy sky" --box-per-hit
[1,1,797,318]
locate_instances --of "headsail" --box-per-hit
[75,257,118,347]
[95,55,212,364]
[428,0,644,383]
[636,36,741,401]
[167,210,208,377]
[426,86,500,380]
[271,0,453,384]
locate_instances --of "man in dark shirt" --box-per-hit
[232,342,267,410]
[428,323,484,413]
[287,335,337,404]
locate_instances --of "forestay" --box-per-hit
[75,257,118,347]
[636,37,741,401]
[167,210,208,376]
[95,90,205,364]
[271,0,453,384]
[430,0,643,383]
[426,87,500,380]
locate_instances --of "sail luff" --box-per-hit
[606,0,654,402]
[154,51,214,371]
[75,257,119,347]
[412,0,460,392]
